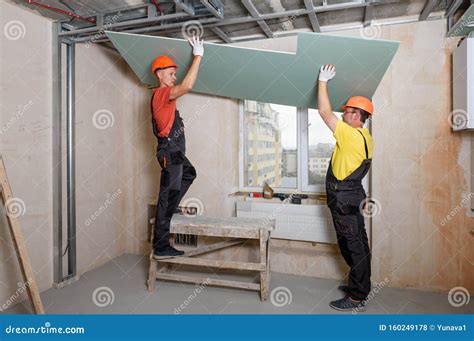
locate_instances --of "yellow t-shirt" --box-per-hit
[331,120,373,181]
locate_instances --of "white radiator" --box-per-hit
[236,201,337,244]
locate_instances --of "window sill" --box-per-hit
[230,191,327,204]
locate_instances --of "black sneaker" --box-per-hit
[329,296,366,312]
[338,285,349,292]
[153,246,185,259]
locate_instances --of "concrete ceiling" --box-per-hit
[6,0,473,44]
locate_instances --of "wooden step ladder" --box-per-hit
[0,156,44,314]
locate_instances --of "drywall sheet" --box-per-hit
[106,31,399,109]
[447,4,474,37]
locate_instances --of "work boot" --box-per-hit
[329,296,366,312]
[153,246,185,259]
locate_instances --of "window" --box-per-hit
[305,109,341,188]
[240,100,339,194]
[241,100,297,189]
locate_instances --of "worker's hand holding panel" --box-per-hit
[318,64,336,82]
[188,35,204,57]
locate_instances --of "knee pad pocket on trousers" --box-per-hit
[335,191,365,215]
[334,213,359,236]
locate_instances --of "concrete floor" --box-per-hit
[3,254,473,314]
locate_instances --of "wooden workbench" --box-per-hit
[147,215,274,301]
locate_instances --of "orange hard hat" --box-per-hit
[151,55,177,75]
[340,96,374,115]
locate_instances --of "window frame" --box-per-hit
[239,101,372,195]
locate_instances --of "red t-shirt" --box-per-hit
[151,86,176,137]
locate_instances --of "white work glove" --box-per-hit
[318,64,336,82]
[189,35,204,57]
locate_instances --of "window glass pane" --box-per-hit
[243,100,297,188]
[307,109,340,186]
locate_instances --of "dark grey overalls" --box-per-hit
[326,130,372,301]
[151,94,196,252]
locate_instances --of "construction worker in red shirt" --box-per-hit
[317,64,374,311]
[151,35,203,258]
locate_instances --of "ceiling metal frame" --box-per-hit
[241,0,275,38]
[59,0,404,44]
[420,0,441,20]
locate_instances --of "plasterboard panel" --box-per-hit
[106,31,399,109]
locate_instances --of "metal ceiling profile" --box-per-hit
[25,0,96,23]
[9,0,448,46]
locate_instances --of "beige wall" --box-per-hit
[0,0,472,313]
[0,1,54,308]
[0,2,136,307]
[371,22,474,292]
[73,42,133,275]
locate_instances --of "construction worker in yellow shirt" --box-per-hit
[317,64,374,311]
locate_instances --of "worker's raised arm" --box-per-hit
[317,64,338,132]
[169,35,203,100]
